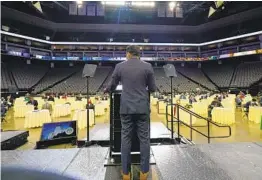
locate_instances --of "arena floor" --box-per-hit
[1,104,261,150]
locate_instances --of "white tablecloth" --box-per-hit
[71,101,86,111]
[53,104,71,117]
[158,101,166,114]
[14,105,34,118]
[249,107,262,124]
[24,110,52,128]
[151,97,158,106]
[95,103,106,116]
[14,97,26,106]
[212,108,235,125]
[73,109,95,129]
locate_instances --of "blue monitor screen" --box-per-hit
[40,121,77,141]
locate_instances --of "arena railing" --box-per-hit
[165,104,231,143]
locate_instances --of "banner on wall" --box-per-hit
[219,53,233,59]
[256,49,262,54]
[233,50,256,57]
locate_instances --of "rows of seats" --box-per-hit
[154,67,202,93]
[230,61,262,88]
[1,63,13,90]
[46,67,112,94]
[176,67,217,90]
[11,64,48,90]
[202,64,235,88]
[33,68,79,94]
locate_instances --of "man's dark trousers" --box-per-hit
[120,114,150,174]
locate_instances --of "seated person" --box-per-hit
[1,102,7,116]
[180,94,186,100]
[7,95,14,107]
[244,99,259,112]
[41,93,47,100]
[62,93,67,100]
[75,94,83,101]
[208,97,223,118]
[42,99,52,112]
[26,97,38,110]
[47,95,55,102]
[235,96,242,106]
[86,100,94,109]
[189,96,197,104]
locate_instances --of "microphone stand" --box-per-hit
[85,76,92,147]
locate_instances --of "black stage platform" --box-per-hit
[1,130,29,150]
[2,142,262,180]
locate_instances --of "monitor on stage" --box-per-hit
[40,121,77,141]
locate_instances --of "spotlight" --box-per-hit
[76,0,82,5]
[132,39,135,42]
[169,2,176,10]
[109,38,114,42]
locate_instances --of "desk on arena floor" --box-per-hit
[73,109,95,129]
[212,107,235,125]
[249,107,262,124]
[24,110,52,128]
[14,105,34,118]
[52,104,71,117]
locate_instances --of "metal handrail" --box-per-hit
[165,103,231,143]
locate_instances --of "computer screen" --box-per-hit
[40,121,77,141]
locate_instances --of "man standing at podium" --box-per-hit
[105,45,156,180]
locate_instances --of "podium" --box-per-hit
[109,85,141,164]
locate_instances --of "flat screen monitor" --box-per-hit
[40,121,77,141]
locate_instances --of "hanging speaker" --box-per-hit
[82,64,97,78]
[163,64,177,78]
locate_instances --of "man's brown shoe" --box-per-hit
[140,171,149,180]
[122,172,131,180]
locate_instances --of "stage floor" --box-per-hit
[2,142,262,180]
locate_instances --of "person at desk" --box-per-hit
[189,95,197,104]
[245,98,259,111]
[180,93,186,100]
[26,97,38,110]
[75,94,83,101]
[208,97,223,118]
[47,95,55,102]
[105,45,157,180]
[6,95,14,107]
[42,99,52,113]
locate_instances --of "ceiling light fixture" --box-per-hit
[76,0,83,5]
[132,1,155,7]
[169,2,176,10]
[102,1,126,6]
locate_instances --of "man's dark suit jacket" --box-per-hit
[106,58,157,114]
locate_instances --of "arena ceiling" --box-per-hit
[2,1,262,26]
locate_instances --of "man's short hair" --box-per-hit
[126,45,140,56]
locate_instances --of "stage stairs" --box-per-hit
[165,104,232,144]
